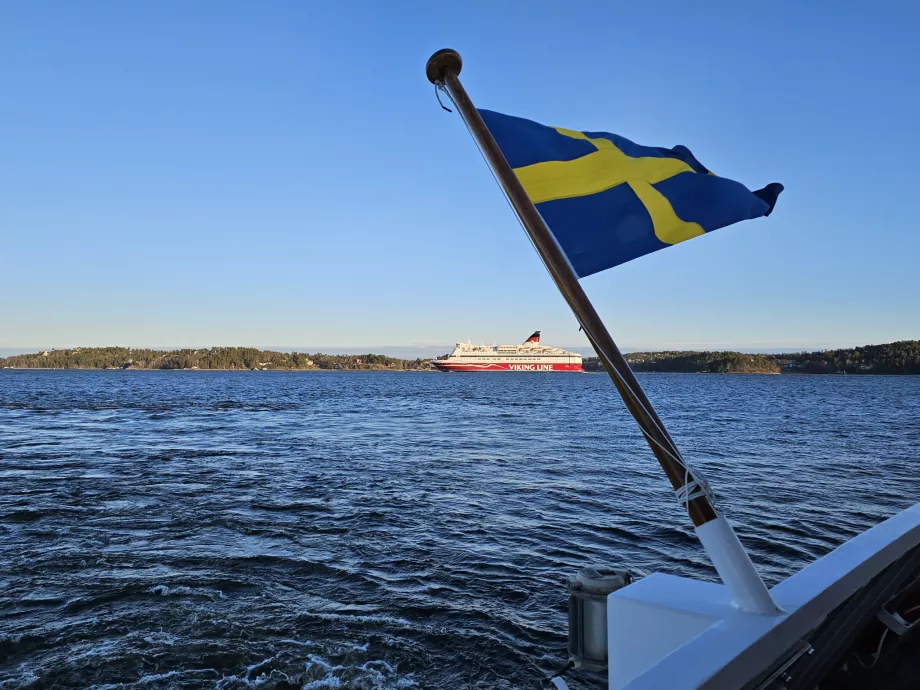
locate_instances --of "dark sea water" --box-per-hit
[1,371,918,689]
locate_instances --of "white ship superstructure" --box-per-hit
[432,331,583,372]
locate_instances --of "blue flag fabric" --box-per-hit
[479,109,782,278]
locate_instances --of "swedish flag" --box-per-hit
[480,110,782,278]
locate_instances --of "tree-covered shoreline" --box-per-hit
[0,347,432,371]
[585,340,920,375]
[3,340,918,374]
[619,351,780,374]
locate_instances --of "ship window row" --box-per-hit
[456,356,576,360]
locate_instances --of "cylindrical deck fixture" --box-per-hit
[568,568,632,671]
[426,48,779,616]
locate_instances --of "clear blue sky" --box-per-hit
[2,1,918,353]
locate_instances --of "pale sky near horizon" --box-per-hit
[2,2,918,352]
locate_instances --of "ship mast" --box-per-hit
[426,49,778,615]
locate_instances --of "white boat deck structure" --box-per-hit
[606,502,920,690]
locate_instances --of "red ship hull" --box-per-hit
[432,361,582,372]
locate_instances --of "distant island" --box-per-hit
[0,347,432,371]
[2,341,919,374]
[584,340,920,375]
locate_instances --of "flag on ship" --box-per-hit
[478,109,783,278]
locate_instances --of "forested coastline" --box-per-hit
[583,340,920,375]
[3,340,918,374]
[0,347,431,371]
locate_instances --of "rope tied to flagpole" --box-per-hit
[435,83,453,112]
[675,466,715,511]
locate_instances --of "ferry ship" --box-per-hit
[432,331,583,372]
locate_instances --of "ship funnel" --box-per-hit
[525,330,541,343]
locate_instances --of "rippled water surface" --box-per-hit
[1,370,918,689]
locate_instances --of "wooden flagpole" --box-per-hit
[426,49,779,614]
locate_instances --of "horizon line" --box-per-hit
[2,337,916,357]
